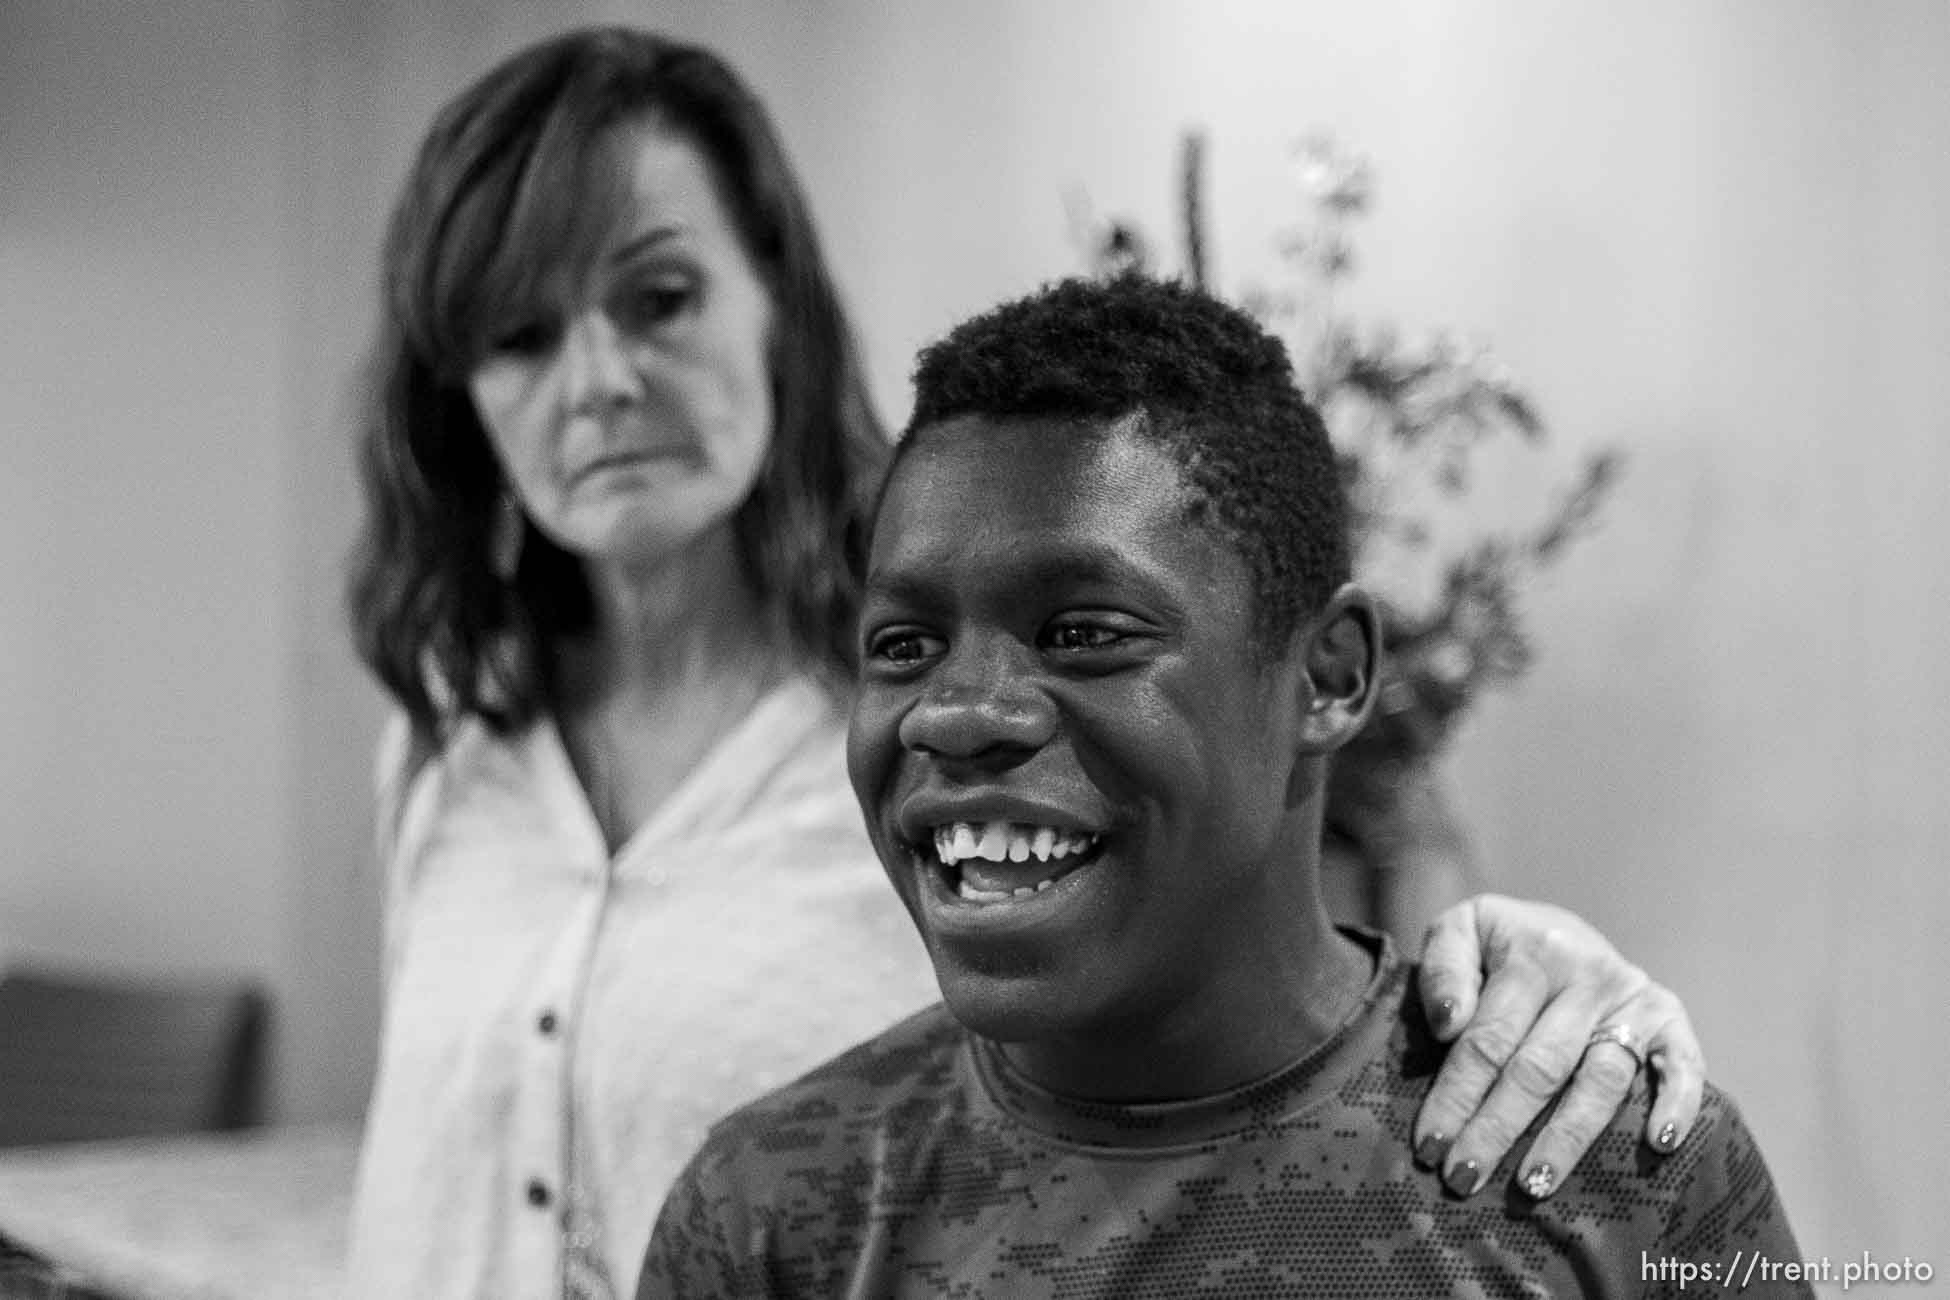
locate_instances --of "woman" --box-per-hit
[346,27,1702,1298]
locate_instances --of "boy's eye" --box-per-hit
[1044,620,1129,652]
[867,628,946,667]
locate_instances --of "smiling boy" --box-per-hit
[640,277,1805,1298]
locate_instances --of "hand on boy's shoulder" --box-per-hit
[1394,975,1809,1297]
[1398,964,1802,1243]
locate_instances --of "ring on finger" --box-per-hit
[1585,1022,1645,1069]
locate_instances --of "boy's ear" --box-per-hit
[1295,583,1380,753]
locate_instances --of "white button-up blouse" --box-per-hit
[346,677,938,1298]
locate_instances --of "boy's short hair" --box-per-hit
[901,274,1350,654]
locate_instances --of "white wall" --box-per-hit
[4,0,1943,1283]
[0,0,298,1072]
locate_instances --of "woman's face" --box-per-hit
[467,125,776,570]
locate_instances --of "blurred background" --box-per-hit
[2,0,1944,1287]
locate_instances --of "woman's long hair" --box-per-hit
[347,27,887,740]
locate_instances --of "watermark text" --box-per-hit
[1642,1250,1934,1291]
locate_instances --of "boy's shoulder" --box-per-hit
[680,999,973,1178]
[1532,1070,1800,1266]
[1386,964,1789,1232]
[644,1002,994,1296]
[1384,969,1806,1290]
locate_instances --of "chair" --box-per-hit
[0,1234,118,1300]
[0,967,267,1148]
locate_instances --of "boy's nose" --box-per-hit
[898,638,1054,769]
[559,312,640,415]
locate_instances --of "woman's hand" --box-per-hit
[1412,894,1706,1199]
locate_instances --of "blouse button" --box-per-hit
[525,1178,552,1208]
[537,1010,558,1036]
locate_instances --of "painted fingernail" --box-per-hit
[1520,1162,1556,1198]
[1443,1158,1483,1197]
[1431,998,1458,1037]
[1654,1121,1679,1152]
[1415,1132,1452,1169]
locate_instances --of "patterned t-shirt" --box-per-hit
[642,934,1808,1299]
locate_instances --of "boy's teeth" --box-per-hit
[974,823,1008,861]
[931,820,1096,867]
[952,874,1068,903]
[935,820,1101,905]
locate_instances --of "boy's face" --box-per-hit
[847,416,1310,1048]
